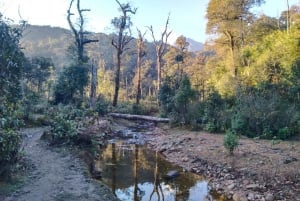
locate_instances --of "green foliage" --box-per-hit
[95,95,111,116]
[0,16,25,179]
[21,87,40,122]
[232,84,300,139]
[0,14,25,103]
[173,75,196,124]
[223,130,239,155]
[0,100,24,130]
[50,114,77,144]
[202,89,231,133]
[158,77,176,117]
[47,105,88,144]
[53,64,89,105]
[23,56,54,96]
[0,129,21,178]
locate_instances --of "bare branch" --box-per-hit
[67,0,77,37]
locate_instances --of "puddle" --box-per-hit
[96,141,229,201]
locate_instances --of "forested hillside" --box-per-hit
[0,2,299,199]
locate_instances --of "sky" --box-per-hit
[1,0,299,44]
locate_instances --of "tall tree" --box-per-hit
[0,14,25,103]
[111,0,137,106]
[135,28,146,105]
[148,14,172,92]
[66,0,98,104]
[67,0,98,63]
[175,36,189,81]
[206,0,265,77]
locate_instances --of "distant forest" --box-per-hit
[1,0,300,179]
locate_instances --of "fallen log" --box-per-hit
[108,113,169,123]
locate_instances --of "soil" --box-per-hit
[144,125,300,201]
[2,127,118,201]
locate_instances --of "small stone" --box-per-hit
[182,157,189,162]
[227,183,235,190]
[265,193,274,201]
[232,192,248,201]
[242,179,250,185]
[246,184,260,190]
[247,193,255,200]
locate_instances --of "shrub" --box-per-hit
[232,84,299,139]
[223,130,239,155]
[202,89,232,133]
[50,114,77,144]
[95,95,110,116]
[0,129,21,178]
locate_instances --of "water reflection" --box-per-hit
[98,141,216,201]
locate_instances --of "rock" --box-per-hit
[165,170,180,180]
[265,193,274,201]
[227,183,235,190]
[247,192,255,200]
[232,192,248,201]
[182,157,189,162]
[242,179,250,185]
[283,157,297,164]
[246,184,260,190]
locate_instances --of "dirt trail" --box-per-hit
[4,127,118,201]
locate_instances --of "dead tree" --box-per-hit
[148,14,172,92]
[67,0,98,63]
[111,0,137,106]
[67,0,99,105]
[135,28,146,105]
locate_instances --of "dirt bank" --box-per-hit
[3,127,118,201]
[145,126,300,201]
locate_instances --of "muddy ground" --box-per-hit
[144,124,300,201]
[1,127,118,201]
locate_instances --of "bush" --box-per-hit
[0,129,21,178]
[223,130,239,155]
[202,89,232,133]
[49,114,77,144]
[232,84,299,139]
[95,95,110,116]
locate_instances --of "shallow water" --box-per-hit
[96,141,228,201]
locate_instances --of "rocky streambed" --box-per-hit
[144,126,300,201]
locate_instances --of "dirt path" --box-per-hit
[4,127,118,201]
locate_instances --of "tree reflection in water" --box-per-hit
[149,151,165,201]
[99,141,225,201]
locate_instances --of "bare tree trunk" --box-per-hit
[111,0,136,106]
[90,58,98,108]
[156,53,162,92]
[135,29,146,105]
[113,52,121,106]
[148,14,172,95]
[136,54,142,104]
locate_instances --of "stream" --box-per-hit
[95,121,229,201]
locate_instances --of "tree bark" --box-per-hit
[135,29,146,105]
[90,59,98,108]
